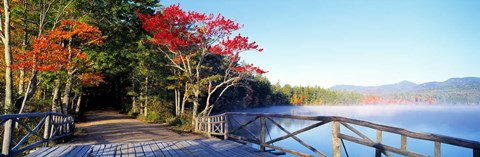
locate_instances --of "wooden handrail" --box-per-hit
[196,112,480,157]
[1,112,75,156]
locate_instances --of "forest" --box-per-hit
[0,1,369,130]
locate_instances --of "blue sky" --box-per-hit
[162,0,480,88]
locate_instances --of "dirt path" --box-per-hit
[65,110,204,145]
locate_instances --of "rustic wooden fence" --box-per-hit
[195,112,480,157]
[0,112,75,156]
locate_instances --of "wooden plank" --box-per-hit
[127,143,135,157]
[168,141,189,157]
[141,142,155,157]
[76,145,92,157]
[148,141,167,157]
[185,140,223,157]
[199,138,275,157]
[47,146,72,156]
[101,144,117,157]
[339,133,429,157]
[119,143,129,157]
[174,141,197,156]
[158,141,179,157]
[58,145,86,157]
[133,142,145,157]
[25,147,52,157]
[97,144,111,156]
[91,144,105,156]
[155,141,173,157]
[196,139,246,157]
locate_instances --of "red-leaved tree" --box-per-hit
[139,4,266,118]
[13,20,104,113]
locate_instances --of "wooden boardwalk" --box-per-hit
[27,138,276,157]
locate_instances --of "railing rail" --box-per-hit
[0,112,75,156]
[195,112,480,157]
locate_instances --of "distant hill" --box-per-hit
[330,80,418,94]
[330,77,480,104]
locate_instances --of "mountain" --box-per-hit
[330,77,480,104]
[330,80,418,94]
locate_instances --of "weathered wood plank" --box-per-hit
[25,147,52,157]
[159,141,179,157]
[127,143,136,157]
[148,141,167,157]
[91,144,105,156]
[141,142,155,157]
[133,142,145,157]
[58,145,86,157]
[401,135,408,151]
[46,145,72,156]
[185,140,223,157]
[155,141,173,157]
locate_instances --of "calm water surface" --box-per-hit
[234,105,480,157]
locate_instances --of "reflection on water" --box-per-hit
[234,105,480,157]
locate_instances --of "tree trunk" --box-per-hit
[18,71,38,113]
[75,93,82,114]
[18,70,24,95]
[139,92,144,115]
[51,79,61,113]
[174,88,179,116]
[62,75,73,114]
[144,75,148,117]
[2,0,13,113]
[181,82,188,115]
[16,71,38,113]
[18,0,28,96]
[132,96,137,113]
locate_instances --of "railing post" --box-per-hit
[43,114,52,147]
[2,119,14,155]
[207,117,211,137]
[435,142,441,157]
[375,130,382,157]
[332,121,341,157]
[224,114,229,140]
[260,116,266,151]
[474,149,480,157]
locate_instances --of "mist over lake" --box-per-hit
[235,105,480,157]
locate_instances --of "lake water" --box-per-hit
[233,105,480,157]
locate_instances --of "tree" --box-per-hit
[1,0,13,113]
[14,20,104,113]
[139,4,265,118]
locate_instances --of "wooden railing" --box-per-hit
[195,112,480,157]
[0,112,75,156]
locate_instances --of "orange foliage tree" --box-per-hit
[13,20,104,113]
